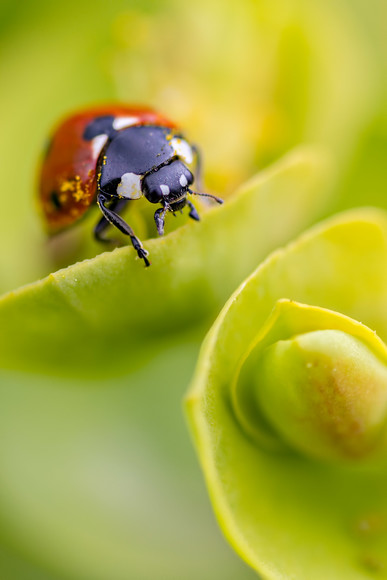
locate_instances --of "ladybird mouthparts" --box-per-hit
[165,192,186,204]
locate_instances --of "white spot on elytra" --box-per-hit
[117,172,142,199]
[91,134,108,158]
[179,174,188,187]
[160,184,170,196]
[171,137,193,164]
[112,116,139,130]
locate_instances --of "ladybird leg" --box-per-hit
[187,199,200,221]
[94,198,129,243]
[154,206,168,236]
[191,144,203,190]
[97,193,150,267]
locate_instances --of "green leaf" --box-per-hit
[187,208,387,579]
[0,148,328,376]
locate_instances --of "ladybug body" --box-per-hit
[39,105,222,266]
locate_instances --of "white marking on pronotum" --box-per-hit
[112,116,139,131]
[179,174,188,187]
[170,137,194,164]
[117,172,143,199]
[91,134,108,158]
[160,184,170,196]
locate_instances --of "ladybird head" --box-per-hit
[142,160,193,204]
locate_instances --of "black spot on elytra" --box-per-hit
[50,191,61,210]
[83,116,117,141]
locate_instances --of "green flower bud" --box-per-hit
[256,329,387,462]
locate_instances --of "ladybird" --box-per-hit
[38,105,223,266]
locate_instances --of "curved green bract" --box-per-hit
[186,209,387,579]
[234,301,387,462]
[0,148,327,377]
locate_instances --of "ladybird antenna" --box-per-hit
[188,189,224,204]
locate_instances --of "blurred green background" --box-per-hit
[0,0,386,578]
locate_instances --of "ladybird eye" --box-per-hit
[50,191,61,210]
[143,184,163,204]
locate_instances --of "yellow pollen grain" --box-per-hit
[59,179,75,192]
[59,175,88,203]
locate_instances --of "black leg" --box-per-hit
[187,199,200,221]
[97,193,150,267]
[154,206,168,236]
[94,198,129,243]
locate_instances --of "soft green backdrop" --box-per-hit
[0,0,386,578]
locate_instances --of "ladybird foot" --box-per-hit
[138,249,150,267]
[154,207,166,236]
[187,200,200,221]
[130,236,150,267]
